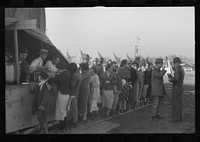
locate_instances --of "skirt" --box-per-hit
[102,90,114,109]
[55,90,70,121]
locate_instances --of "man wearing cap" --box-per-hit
[168,57,185,122]
[29,49,49,80]
[151,58,167,121]
[19,48,30,83]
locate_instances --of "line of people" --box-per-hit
[30,49,155,134]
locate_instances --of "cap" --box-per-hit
[155,58,163,64]
[39,49,49,55]
[173,57,181,63]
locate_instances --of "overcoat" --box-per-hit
[151,67,167,97]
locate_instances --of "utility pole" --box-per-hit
[135,36,140,59]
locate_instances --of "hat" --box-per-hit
[155,58,163,64]
[173,57,181,63]
[39,49,49,55]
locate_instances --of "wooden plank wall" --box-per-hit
[6,86,55,133]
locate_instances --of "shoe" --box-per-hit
[152,116,159,121]
[156,115,164,119]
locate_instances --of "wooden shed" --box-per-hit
[5,8,68,133]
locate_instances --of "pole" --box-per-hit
[14,29,20,85]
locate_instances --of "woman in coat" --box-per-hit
[101,64,117,118]
[48,62,71,131]
[78,63,91,123]
[88,66,100,119]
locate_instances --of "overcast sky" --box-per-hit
[46,7,194,60]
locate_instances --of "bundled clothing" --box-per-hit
[67,71,81,122]
[32,81,58,123]
[112,71,122,110]
[140,70,151,102]
[101,71,117,109]
[127,67,138,107]
[89,74,100,113]
[118,67,131,82]
[78,71,91,114]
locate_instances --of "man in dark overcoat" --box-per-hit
[168,57,185,122]
[151,58,167,121]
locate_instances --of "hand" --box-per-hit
[106,80,111,84]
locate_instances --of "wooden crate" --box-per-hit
[6,85,56,133]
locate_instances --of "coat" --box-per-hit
[32,82,58,116]
[70,71,82,97]
[78,71,91,113]
[101,71,117,91]
[50,70,71,94]
[170,66,185,95]
[118,67,131,81]
[151,67,167,97]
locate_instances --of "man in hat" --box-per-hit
[168,57,185,122]
[151,58,167,121]
[19,48,30,83]
[30,49,49,80]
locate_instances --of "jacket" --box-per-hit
[50,70,71,94]
[151,67,167,97]
[170,66,185,95]
[32,82,57,115]
[70,71,82,97]
[101,71,117,90]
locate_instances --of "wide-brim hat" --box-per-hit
[39,49,49,55]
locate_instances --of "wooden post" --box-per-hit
[14,29,20,85]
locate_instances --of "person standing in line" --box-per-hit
[93,58,104,106]
[146,62,153,104]
[118,79,131,113]
[101,64,117,118]
[66,63,81,129]
[138,64,144,107]
[111,64,122,116]
[140,63,150,105]
[48,62,71,131]
[168,57,185,122]
[78,63,91,123]
[151,58,167,121]
[127,61,138,111]
[31,72,57,134]
[88,66,100,120]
